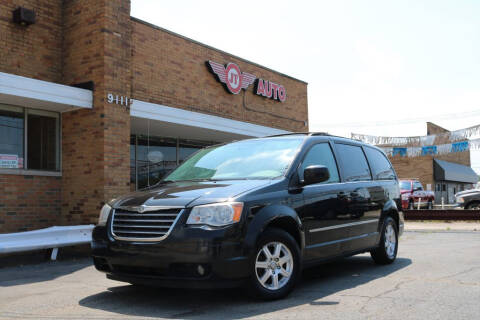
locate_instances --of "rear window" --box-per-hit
[364,147,396,180]
[335,143,372,182]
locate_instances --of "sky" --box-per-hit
[131,0,480,170]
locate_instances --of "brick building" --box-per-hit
[0,1,308,233]
[386,122,477,204]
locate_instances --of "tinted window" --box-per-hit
[300,143,339,183]
[364,147,396,180]
[335,144,372,182]
[27,111,59,170]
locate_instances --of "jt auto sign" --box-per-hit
[207,60,286,102]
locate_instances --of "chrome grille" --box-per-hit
[111,207,184,241]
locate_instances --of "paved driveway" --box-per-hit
[1,231,479,319]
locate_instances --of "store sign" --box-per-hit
[0,154,19,168]
[107,93,133,108]
[207,60,286,102]
[255,79,286,102]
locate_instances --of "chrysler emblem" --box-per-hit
[137,205,146,213]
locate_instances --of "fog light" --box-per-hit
[197,264,205,276]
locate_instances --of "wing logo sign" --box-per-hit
[207,60,286,102]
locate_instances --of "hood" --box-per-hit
[110,179,272,208]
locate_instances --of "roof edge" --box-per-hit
[130,16,308,85]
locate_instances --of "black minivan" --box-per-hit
[92,133,404,299]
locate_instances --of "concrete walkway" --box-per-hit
[405,221,480,232]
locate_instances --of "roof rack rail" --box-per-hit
[264,132,310,138]
[264,132,356,140]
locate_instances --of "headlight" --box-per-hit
[186,202,244,227]
[98,203,112,226]
[456,197,464,203]
[401,194,409,200]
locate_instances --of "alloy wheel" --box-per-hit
[255,241,293,291]
[384,223,397,259]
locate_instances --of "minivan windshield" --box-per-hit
[164,137,304,181]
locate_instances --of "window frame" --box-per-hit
[333,142,373,182]
[363,146,397,181]
[296,141,341,185]
[0,104,61,176]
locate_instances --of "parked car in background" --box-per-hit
[399,179,435,209]
[455,183,480,209]
[92,133,404,300]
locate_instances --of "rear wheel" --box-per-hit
[247,228,300,300]
[371,216,398,265]
[466,201,480,210]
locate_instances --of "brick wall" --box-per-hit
[0,0,63,82]
[0,0,63,233]
[131,20,308,132]
[61,0,131,226]
[0,175,61,233]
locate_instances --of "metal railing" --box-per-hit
[0,225,94,260]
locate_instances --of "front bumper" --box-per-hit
[91,224,251,288]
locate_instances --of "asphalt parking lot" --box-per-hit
[1,231,479,320]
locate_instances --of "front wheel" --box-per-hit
[427,200,433,210]
[246,228,301,300]
[408,200,414,210]
[371,216,398,265]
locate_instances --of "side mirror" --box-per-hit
[303,165,330,186]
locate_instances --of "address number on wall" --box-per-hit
[107,93,133,107]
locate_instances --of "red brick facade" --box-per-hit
[132,20,308,132]
[0,0,63,82]
[0,0,308,233]
[0,175,61,232]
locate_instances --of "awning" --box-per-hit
[433,159,478,183]
[130,99,289,140]
[0,72,92,112]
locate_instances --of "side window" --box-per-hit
[300,143,339,184]
[335,144,372,182]
[364,147,396,180]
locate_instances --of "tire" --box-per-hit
[408,200,414,210]
[246,227,301,300]
[466,202,480,210]
[427,200,433,210]
[370,216,398,265]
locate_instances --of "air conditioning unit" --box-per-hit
[12,7,36,26]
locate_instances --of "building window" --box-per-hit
[130,134,217,190]
[0,104,60,171]
[0,105,24,168]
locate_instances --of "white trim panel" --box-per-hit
[130,99,289,137]
[309,219,379,233]
[0,72,92,110]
